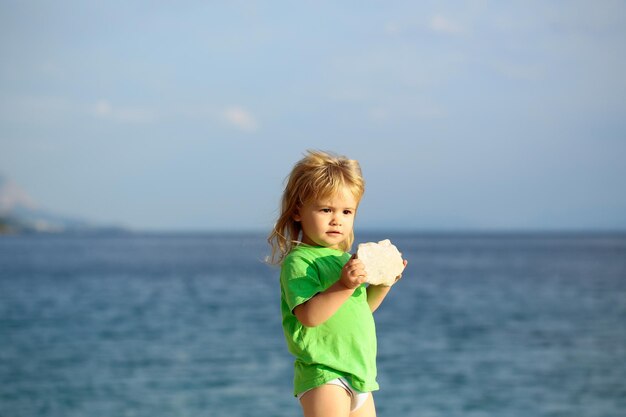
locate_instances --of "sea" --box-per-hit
[1,232,625,417]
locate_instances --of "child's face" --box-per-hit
[293,187,359,250]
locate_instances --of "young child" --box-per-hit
[268,150,407,417]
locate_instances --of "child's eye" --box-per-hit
[321,208,331,213]
[343,210,353,215]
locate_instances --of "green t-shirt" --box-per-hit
[280,244,379,396]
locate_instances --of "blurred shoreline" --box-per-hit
[2,227,626,238]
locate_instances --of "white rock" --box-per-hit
[357,239,404,286]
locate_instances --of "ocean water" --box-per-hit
[1,232,625,417]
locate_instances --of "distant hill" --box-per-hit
[0,174,128,235]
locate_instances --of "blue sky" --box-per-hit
[1,1,625,232]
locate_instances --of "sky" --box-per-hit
[1,1,625,232]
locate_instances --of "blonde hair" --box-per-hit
[267,150,365,264]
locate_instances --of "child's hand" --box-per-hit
[340,254,368,289]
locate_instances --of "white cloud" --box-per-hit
[384,22,402,35]
[0,96,157,125]
[429,15,464,35]
[0,176,38,213]
[222,106,259,132]
[92,99,156,124]
[94,100,113,117]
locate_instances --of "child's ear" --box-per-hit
[292,209,301,222]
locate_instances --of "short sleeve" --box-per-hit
[280,254,322,312]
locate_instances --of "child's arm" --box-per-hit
[366,259,408,312]
[293,255,367,327]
